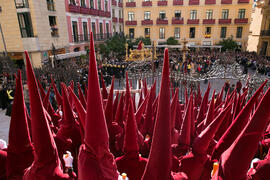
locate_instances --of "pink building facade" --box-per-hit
[65,0,112,52]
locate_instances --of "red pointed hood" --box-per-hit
[197,83,210,124]
[23,51,69,179]
[135,93,149,125]
[193,103,232,155]
[178,93,193,148]
[105,76,115,126]
[124,97,139,154]
[115,92,125,127]
[68,87,86,136]
[143,79,148,97]
[218,86,270,180]
[7,70,34,178]
[51,77,63,108]
[125,72,131,108]
[113,91,119,121]
[8,70,33,154]
[37,79,46,100]
[203,90,216,128]
[78,32,118,180]
[171,88,179,131]
[100,74,108,99]
[212,80,267,160]
[142,49,171,180]
[77,82,87,109]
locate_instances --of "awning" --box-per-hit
[55,50,87,60]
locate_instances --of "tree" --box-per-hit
[134,37,151,46]
[218,36,238,51]
[166,37,179,45]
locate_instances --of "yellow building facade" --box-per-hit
[257,0,270,55]
[123,0,252,49]
[0,0,69,67]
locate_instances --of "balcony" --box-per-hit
[105,11,111,18]
[47,2,55,11]
[125,21,137,25]
[173,0,184,5]
[219,19,232,24]
[126,2,136,7]
[112,0,117,6]
[238,0,249,3]
[142,20,153,25]
[142,1,152,6]
[203,19,215,24]
[73,33,112,43]
[172,17,184,24]
[15,0,29,8]
[80,7,89,14]
[234,18,248,24]
[118,2,123,7]
[204,34,211,38]
[51,27,59,37]
[189,0,199,5]
[119,18,124,23]
[98,10,106,17]
[205,0,216,4]
[221,0,232,4]
[113,17,118,23]
[261,30,270,36]
[157,1,168,6]
[156,18,168,24]
[68,4,80,13]
[89,8,99,15]
[187,19,199,24]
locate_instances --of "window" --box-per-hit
[144,0,150,1]
[205,27,211,38]
[92,22,96,38]
[144,11,151,20]
[159,11,166,20]
[72,21,78,42]
[17,12,33,37]
[145,28,150,38]
[238,9,245,19]
[174,27,180,39]
[128,0,134,2]
[15,0,29,8]
[159,27,165,39]
[175,10,181,19]
[47,0,55,11]
[120,25,122,32]
[81,0,86,7]
[70,0,76,5]
[206,10,213,19]
[190,10,197,20]
[220,27,227,38]
[105,0,108,11]
[113,25,116,33]
[98,0,101,10]
[189,27,195,38]
[49,16,58,37]
[106,23,110,38]
[99,23,103,39]
[236,27,243,38]
[112,9,115,17]
[90,0,94,8]
[128,12,134,21]
[222,9,229,19]
[129,28,134,38]
[119,10,122,18]
[83,22,88,41]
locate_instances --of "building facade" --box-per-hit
[112,0,124,34]
[65,0,114,52]
[257,0,270,55]
[123,0,252,49]
[0,0,69,67]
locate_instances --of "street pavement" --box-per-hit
[0,109,10,142]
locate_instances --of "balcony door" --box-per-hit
[72,21,78,42]
[83,22,88,41]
